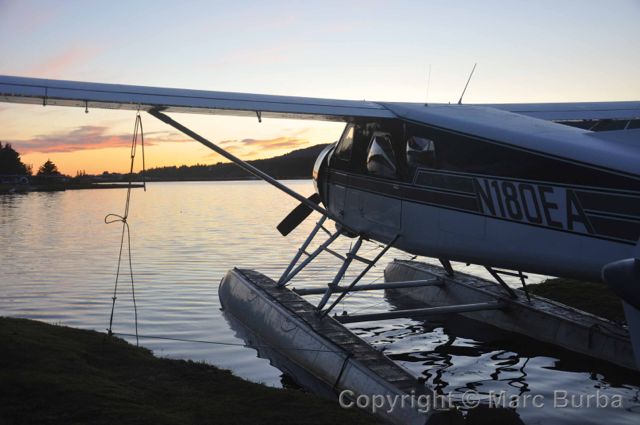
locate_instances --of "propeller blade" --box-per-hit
[277,193,321,236]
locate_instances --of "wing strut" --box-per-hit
[148,109,343,226]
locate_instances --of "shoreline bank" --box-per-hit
[0,317,377,425]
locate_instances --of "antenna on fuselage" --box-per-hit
[457,63,477,105]
[425,64,432,106]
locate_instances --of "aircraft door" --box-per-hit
[403,130,486,258]
[345,131,402,240]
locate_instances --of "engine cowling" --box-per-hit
[312,143,335,207]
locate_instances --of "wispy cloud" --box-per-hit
[8,126,190,154]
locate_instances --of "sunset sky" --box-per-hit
[1,0,639,175]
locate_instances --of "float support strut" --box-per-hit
[277,216,327,286]
[316,237,364,311]
[320,234,399,317]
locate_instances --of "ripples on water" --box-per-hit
[1,181,639,424]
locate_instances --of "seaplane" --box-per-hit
[1,75,639,375]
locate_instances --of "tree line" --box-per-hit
[141,144,329,181]
[1,142,330,181]
[0,142,60,176]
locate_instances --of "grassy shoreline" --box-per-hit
[0,317,377,425]
[528,278,625,322]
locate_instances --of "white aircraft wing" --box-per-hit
[2,75,638,123]
[0,75,394,121]
[480,101,640,121]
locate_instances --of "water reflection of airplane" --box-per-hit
[383,290,632,385]
[1,75,639,367]
[221,309,338,399]
[361,296,640,422]
[353,301,532,394]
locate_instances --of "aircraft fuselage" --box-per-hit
[315,117,640,282]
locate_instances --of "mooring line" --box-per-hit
[112,331,342,353]
[105,112,146,346]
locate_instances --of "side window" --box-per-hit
[334,124,354,161]
[406,136,436,169]
[367,132,397,178]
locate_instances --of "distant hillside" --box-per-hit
[142,143,330,181]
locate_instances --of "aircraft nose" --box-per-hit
[312,143,335,206]
[275,144,335,237]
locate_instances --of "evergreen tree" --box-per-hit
[37,159,61,176]
[0,142,29,175]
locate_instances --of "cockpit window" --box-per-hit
[334,124,354,161]
[406,136,436,169]
[367,132,397,178]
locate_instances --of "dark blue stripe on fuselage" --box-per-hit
[328,169,640,245]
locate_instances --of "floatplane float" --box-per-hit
[1,75,639,423]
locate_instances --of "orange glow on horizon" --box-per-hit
[19,139,324,176]
[4,106,344,175]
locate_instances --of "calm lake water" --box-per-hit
[1,181,639,424]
